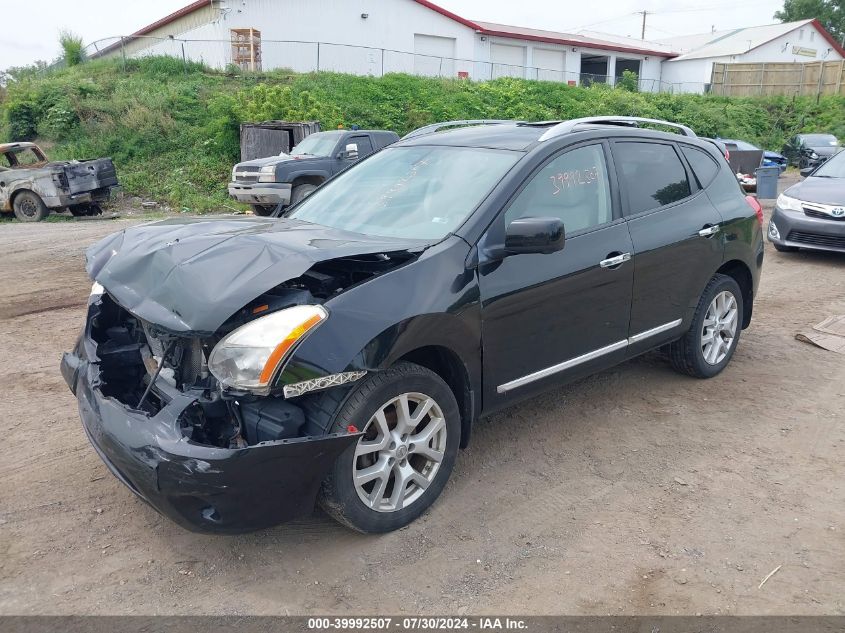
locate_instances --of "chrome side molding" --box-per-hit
[497,318,683,394]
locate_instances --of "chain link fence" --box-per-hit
[79,35,709,94]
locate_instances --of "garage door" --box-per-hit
[414,34,456,77]
[533,48,565,82]
[491,43,526,78]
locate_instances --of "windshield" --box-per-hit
[286,145,521,240]
[801,134,838,147]
[289,131,344,157]
[811,150,845,178]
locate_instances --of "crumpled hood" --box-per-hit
[86,216,422,334]
[808,145,839,157]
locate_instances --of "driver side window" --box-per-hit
[505,144,612,233]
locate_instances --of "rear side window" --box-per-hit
[613,142,691,215]
[681,146,720,188]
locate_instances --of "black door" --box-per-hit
[478,142,634,410]
[611,140,724,355]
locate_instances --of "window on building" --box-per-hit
[799,29,805,40]
[810,31,815,42]
[231,28,262,71]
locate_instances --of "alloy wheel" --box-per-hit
[352,392,447,513]
[701,290,738,365]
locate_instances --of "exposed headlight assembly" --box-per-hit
[208,305,328,394]
[257,165,277,183]
[776,193,803,212]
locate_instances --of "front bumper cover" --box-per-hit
[769,205,845,253]
[60,301,359,534]
[228,182,292,205]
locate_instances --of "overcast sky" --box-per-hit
[2,0,786,71]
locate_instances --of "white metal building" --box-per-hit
[93,0,675,90]
[659,19,845,93]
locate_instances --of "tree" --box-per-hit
[775,0,845,45]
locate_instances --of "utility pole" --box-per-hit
[636,10,649,40]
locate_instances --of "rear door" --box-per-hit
[478,141,634,409]
[611,139,724,355]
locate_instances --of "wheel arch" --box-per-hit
[716,259,753,328]
[396,345,475,449]
[289,171,328,188]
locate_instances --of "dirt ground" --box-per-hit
[1,177,843,616]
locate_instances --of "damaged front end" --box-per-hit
[61,216,425,532]
[60,289,360,533]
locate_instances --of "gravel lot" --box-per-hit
[1,177,844,615]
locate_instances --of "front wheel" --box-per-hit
[291,183,317,205]
[669,274,743,378]
[250,204,277,216]
[316,362,460,533]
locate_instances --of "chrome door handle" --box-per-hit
[599,252,631,268]
[698,225,720,237]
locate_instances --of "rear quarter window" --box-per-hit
[681,145,720,188]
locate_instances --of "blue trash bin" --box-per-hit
[755,165,780,200]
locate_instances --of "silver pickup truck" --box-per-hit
[0,142,118,221]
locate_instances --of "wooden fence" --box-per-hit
[710,61,845,97]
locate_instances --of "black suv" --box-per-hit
[62,117,764,534]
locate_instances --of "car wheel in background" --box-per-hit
[12,191,49,222]
[250,204,277,216]
[313,362,460,533]
[669,274,743,379]
[291,184,317,205]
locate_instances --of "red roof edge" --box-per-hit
[810,18,845,58]
[412,0,482,31]
[133,0,212,37]
[478,28,677,58]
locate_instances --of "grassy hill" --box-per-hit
[2,56,844,212]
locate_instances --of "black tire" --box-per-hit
[311,362,460,533]
[669,274,743,379]
[291,183,317,205]
[773,243,798,253]
[12,191,49,222]
[68,203,103,217]
[250,204,276,216]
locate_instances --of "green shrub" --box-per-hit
[59,31,85,67]
[2,55,845,211]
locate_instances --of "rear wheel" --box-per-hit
[13,191,49,222]
[250,204,277,216]
[669,274,743,378]
[314,362,460,533]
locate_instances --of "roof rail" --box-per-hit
[402,119,520,140]
[538,116,697,142]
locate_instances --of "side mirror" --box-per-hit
[344,143,359,160]
[799,166,815,178]
[505,217,565,255]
